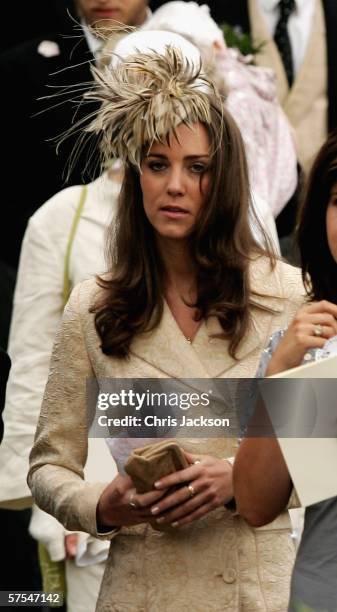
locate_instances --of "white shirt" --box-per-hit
[258,0,316,75]
[0,174,119,506]
[82,20,103,59]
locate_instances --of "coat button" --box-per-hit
[222,568,237,583]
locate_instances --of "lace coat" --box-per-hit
[28,257,304,611]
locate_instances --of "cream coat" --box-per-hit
[28,257,304,611]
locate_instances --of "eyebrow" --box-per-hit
[146,153,211,160]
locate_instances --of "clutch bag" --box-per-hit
[124,439,189,493]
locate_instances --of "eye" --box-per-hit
[147,161,167,172]
[190,162,208,174]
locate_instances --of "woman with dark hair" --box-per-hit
[234,131,337,611]
[28,45,304,610]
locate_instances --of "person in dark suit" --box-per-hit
[0,0,149,347]
[0,0,76,53]
[1,0,150,272]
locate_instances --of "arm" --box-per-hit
[28,282,166,537]
[234,300,337,526]
[233,437,292,527]
[28,282,116,538]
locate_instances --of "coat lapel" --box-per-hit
[248,0,289,102]
[283,0,327,126]
[130,302,210,379]
[131,258,286,378]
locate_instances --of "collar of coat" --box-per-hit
[129,257,297,378]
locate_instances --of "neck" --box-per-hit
[157,237,196,291]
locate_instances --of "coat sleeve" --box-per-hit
[28,282,116,540]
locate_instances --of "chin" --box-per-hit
[157,229,191,241]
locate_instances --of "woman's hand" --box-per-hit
[266,301,337,375]
[149,452,233,528]
[96,474,168,529]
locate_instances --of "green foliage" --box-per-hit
[221,23,266,59]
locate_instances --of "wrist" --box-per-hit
[96,496,115,529]
[222,458,234,501]
[96,503,119,533]
[266,357,286,376]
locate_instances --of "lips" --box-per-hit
[93,7,120,17]
[160,205,188,213]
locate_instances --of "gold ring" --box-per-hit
[187,484,196,498]
[128,493,138,509]
[314,324,323,337]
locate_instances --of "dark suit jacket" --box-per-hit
[0,0,75,52]
[206,0,337,133]
[0,29,98,268]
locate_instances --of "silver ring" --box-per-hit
[187,484,196,498]
[193,459,201,465]
[128,493,138,509]
[314,324,323,337]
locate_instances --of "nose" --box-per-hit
[166,166,186,197]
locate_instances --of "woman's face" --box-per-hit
[140,122,211,243]
[326,182,337,263]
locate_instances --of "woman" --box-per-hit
[28,46,304,610]
[233,131,337,611]
[2,30,279,610]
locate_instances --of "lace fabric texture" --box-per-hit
[28,257,305,611]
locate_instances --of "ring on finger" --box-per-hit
[314,324,324,337]
[128,492,139,509]
[187,484,196,498]
[193,459,201,465]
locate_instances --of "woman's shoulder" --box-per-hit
[250,256,305,304]
[67,276,109,315]
[29,184,85,229]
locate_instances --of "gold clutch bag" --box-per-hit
[124,439,189,493]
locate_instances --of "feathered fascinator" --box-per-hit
[83,40,222,170]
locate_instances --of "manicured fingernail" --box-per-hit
[154,481,162,488]
[156,517,165,524]
[171,521,179,527]
[151,506,160,515]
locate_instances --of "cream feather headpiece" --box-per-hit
[83,38,222,171]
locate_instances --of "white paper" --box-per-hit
[266,354,337,507]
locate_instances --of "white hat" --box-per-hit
[141,2,225,50]
[111,29,202,69]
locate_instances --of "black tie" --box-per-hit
[274,0,296,87]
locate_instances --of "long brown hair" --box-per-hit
[92,102,273,358]
[297,131,337,303]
